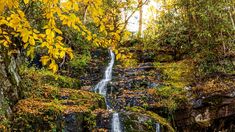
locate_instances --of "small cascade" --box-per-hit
[94,50,115,96]
[93,50,122,132]
[112,112,122,132]
[156,123,161,132]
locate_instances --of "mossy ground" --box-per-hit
[8,66,107,131]
[142,59,195,111]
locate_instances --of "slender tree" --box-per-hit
[138,0,143,38]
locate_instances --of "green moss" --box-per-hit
[154,60,194,87]
[152,60,194,110]
[20,66,80,89]
[19,66,83,99]
[68,53,91,69]
[12,85,106,131]
[84,112,97,129]
[126,106,175,132]
[0,99,10,130]
[155,54,174,62]
[121,111,155,132]
[13,66,89,130]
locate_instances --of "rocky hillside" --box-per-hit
[0,49,234,132]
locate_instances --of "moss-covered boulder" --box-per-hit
[175,73,235,131]
[11,86,107,131]
[20,67,81,89]
[121,107,175,132]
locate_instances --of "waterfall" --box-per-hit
[93,50,122,132]
[112,112,122,132]
[94,50,115,96]
[156,123,160,132]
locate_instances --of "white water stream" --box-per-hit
[112,112,122,132]
[156,123,160,132]
[94,50,122,132]
[94,50,115,96]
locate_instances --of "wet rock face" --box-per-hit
[120,111,156,132]
[108,62,161,109]
[175,96,235,131]
[175,74,235,131]
[95,112,111,130]
[63,113,84,132]
[79,49,109,87]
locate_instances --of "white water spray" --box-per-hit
[94,50,115,96]
[156,123,160,132]
[112,112,122,132]
[93,50,122,132]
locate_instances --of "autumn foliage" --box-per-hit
[0,0,131,72]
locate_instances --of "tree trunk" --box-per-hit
[0,49,21,127]
[83,5,88,24]
[138,0,143,38]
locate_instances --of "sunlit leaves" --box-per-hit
[0,0,18,13]
[23,0,29,4]
[0,0,133,72]
[40,56,50,65]
[49,59,58,73]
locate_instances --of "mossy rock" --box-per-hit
[20,67,80,90]
[125,107,175,132]
[12,86,107,131]
[121,111,156,132]
[193,75,235,96]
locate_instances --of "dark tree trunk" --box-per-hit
[0,48,22,126]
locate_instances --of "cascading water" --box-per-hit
[156,123,160,132]
[112,112,122,132]
[93,50,122,132]
[94,50,115,96]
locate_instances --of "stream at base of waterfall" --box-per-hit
[93,50,122,132]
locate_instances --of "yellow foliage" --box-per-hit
[23,0,29,4]
[0,0,132,72]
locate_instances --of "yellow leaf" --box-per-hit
[74,4,79,11]
[59,51,65,58]
[22,29,30,43]
[116,53,121,60]
[23,43,29,49]
[29,37,35,45]
[109,25,114,30]
[33,33,39,39]
[121,55,126,60]
[24,0,29,4]
[66,48,74,59]
[33,29,40,33]
[54,28,62,34]
[40,56,50,65]
[26,47,35,57]
[41,42,47,48]
[0,40,4,44]
[8,50,18,56]
[49,60,58,73]
[3,41,9,47]
[46,29,51,35]
[87,35,92,41]
[17,10,25,18]
[82,32,86,36]
[93,34,97,38]
[56,36,63,41]
[100,24,105,32]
